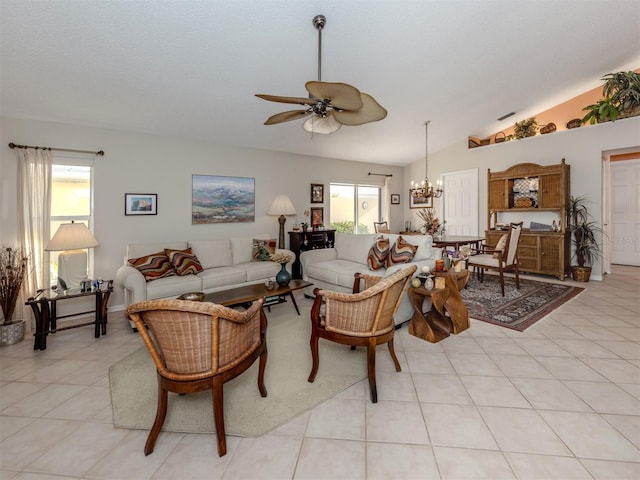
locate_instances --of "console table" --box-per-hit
[26,280,113,350]
[289,229,336,279]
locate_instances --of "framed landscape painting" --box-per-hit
[409,192,433,209]
[125,193,157,215]
[192,175,255,224]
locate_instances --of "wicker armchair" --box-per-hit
[308,265,417,403]
[467,222,523,296]
[127,298,267,457]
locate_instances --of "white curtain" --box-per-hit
[17,148,52,315]
[382,176,392,227]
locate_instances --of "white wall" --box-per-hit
[1,117,406,308]
[405,116,640,280]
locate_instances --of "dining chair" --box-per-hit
[373,221,390,233]
[127,298,267,457]
[467,222,523,296]
[307,265,416,402]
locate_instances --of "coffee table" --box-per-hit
[201,279,312,315]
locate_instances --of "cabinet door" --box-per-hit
[539,235,562,276]
[539,174,563,208]
[488,180,507,209]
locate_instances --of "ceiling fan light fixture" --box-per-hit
[303,113,342,134]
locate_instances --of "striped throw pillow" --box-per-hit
[387,236,418,266]
[128,252,177,281]
[367,237,390,270]
[165,247,203,276]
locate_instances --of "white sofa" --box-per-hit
[115,234,295,320]
[300,232,441,326]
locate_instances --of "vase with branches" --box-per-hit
[0,246,30,326]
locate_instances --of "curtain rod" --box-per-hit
[368,172,393,177]
[8,142,104,156]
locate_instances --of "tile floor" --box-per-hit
[0,266,638,479]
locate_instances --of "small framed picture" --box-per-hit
[409,192,433,209]
[125,193,157,216]
[310,207,324,227]
[391,194,400,205]
[310,183,324,203]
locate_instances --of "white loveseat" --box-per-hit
[300,232,441,326]
[115,234,295,318]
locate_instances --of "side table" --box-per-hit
[408,269,470,343]
[26,280,113,350]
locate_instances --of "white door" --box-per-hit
[610,159,640,266]
[442,169,479,235]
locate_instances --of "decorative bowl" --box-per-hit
[178,292,204,301]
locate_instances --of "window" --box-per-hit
[329,183,381,234]
[50,159,94,285]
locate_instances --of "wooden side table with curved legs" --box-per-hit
[408,269,470,343]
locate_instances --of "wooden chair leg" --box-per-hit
[387,337,401,372]
[499,270,505,296]
[308,329,320,383]
[514,265,520,290]
[145,382,168,455]
[258,348,268,397]
[212,376,227,457]
[367,340,378,403]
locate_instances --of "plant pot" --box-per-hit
[0,319,25,346]
[571,266,592,282]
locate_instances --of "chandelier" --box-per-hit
[410,120,443,200]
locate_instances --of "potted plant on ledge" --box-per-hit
[0,246,30,345]
[567,196,604,282]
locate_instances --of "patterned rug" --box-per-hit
[461,274,584,331]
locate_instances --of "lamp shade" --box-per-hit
[45,221,99,251]
[267,195,297,216]
[302,114,342,135]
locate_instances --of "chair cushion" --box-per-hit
[128,252,177,281]
[165,247,204,276]
[493,234,508,258]
[367,236,390,271]
[387,236,418,266]
[251,238,277,261]
[470,254,500,268]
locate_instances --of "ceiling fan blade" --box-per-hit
[332,93,387,126]
[305,81,363,110]
[264,110,311,125]
[255,94,315,106]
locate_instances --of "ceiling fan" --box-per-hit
[255,14,387,134]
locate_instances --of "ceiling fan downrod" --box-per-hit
[312,14,326,82]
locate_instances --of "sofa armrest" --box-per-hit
[300,248,338,277]
[115,265,147,307]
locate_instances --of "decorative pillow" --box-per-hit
[164,247,203,276]
[387,236,418,266]
[252,238,277,261]
[493,234,508,258]
[128,252,177,281]
[367,237,390,271]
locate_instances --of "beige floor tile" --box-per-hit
[539,410,640,462]
[535,356,607,381]
[375,371,417,402]
[580,458,640,479]
[433,446,516,480]
[459,376,531,408]
[595,340,640,360]
[504,452,593,479]
[270,410,310,437]
[366,442,440,480]
[564,380,640,415]
[581,357,640,383]
[513,338,572,357]
[0,416,34,442]
[421,403,498,450]
[366,400,429,445]
[412,373,473,405]
[552,338,622,358]
[405,351,455,374]
[305,397,365,440]
[43,385,112,421]
[1,384,86,417]
[601,414,640,449]
[478,406,572,456]
[222,434,302,480]
[509,377,592,412]
[447,352,503,376]
[0,382,47,411]
[294,437,365,480]
[490,354,555,379]
[475,337,528,355]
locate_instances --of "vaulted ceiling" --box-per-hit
[1,1,639,166]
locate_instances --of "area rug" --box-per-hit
[109,301,366,437]
[461,274,584,331]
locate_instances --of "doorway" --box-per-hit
[442,169,479,235]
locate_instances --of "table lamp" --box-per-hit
[268,195,296,249]
[45,221,99,289]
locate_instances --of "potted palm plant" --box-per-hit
[582,70,640,124]
[0,246,29,345]
[567,196,604,282]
